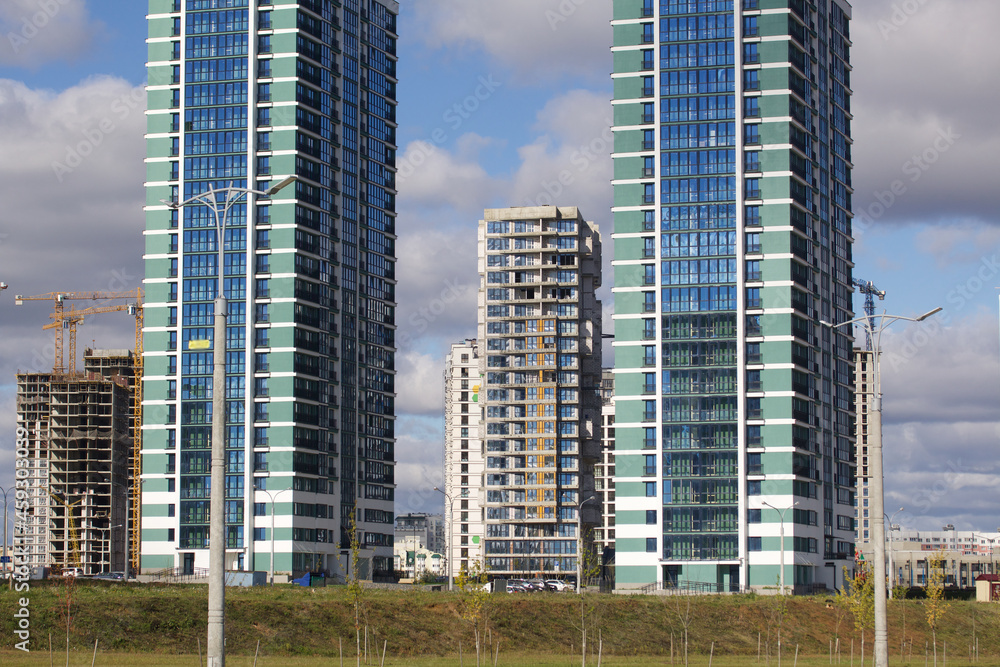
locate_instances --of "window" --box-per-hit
[744,150,760,172]
[642,23,654,44]
[643,237,656,258]
[646,538,657,553]
[643,291,656,313]
[643,318,656,339]
[748,480,761,495]
[745,178,760,199]
[744,124,760,145]
[748,537,762,551]
[643,129,655,150]
[646,510,657,525]
[744,70,760,91]
[744,43,759,64]
[645,481,656,497]
[748,508,761,523]
[643,183,655,204]
[746,232,761,253]
[642,76,654,97]
[743,16,758,37]
[642,49,654,70]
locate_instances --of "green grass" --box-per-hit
[1,579,997,663]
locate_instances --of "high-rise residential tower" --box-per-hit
[142,0,398,579]
[478,206,603,583]
[443,339,486,580]
[611,0,857,592]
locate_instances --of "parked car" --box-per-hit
[93,571,125,581]
[506,581,527,593]
[545,579,569,592]
[61,567,84,578]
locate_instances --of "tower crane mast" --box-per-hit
[852,279,886,351]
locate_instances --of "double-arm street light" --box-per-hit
[256,487,292,585]
[762,500,798,595]
[576,495,597,594]
[886,507,904,598]
[164,175,297,667]
[433,487,454,591]
[0,486,11,588]
[822,306,941,667]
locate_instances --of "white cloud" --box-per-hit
[852,0,1000,225]
[0,75,145,493]
[396,350,446,416]
[0,0,104,67]
[410,0,611,84]
[875,311,1000,530]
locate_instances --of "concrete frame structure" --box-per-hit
[143,0,399,580]
[443,339,486,580]
[611,0,858,592]
[853,347,874,544]
[15,349,135,575]
[478,205,603,582]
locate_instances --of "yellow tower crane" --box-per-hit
[14,289,143,374]
[48,491,83,571]
[19,289,145,575]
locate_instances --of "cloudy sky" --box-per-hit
[0,0,998,535]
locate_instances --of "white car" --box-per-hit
[545,579,569,592]
[61,567,84,578]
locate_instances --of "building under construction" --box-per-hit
[15,349,136,574]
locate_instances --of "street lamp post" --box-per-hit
[257,487,292,585]
[95,524,124,573]
[576,495,596,594]
[762,500,798,595]
[164,176,297,667]
[886,507,903,598]
[433,487,454,591]
[0,486,12,588]
[823,306,941,667]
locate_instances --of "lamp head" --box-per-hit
[916,306,943,322]
[265,175,298,196]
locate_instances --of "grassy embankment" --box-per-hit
[1,580,997,664]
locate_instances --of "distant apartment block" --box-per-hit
[594,370,616,558]
[443,340,486,579]
[478,206,603,581]
[860,527,1000,589]
[394,512,445,557]
[854,348,874,544]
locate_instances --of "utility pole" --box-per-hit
[823,306,941,667]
